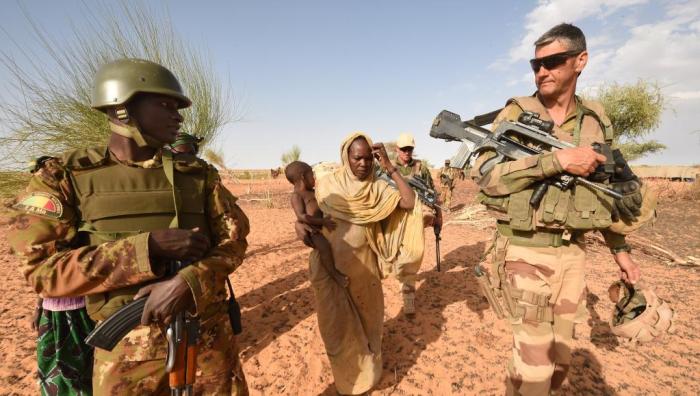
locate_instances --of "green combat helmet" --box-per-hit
[91,58,191,148]
[608,280,675,343]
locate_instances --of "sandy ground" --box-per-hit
[1,176,698,395]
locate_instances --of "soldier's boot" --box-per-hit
[401,283,416,316]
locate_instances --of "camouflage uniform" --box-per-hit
[8,135,250,395]
[438,165,458,211]
[471,95,628,395]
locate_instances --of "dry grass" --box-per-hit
[446,204,493,229]
[645,179,700,202]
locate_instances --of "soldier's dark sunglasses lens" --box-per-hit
[530,51,579,72]
[399,147,414,152]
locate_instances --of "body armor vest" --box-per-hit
[62,147,210,320]
[480,95,616,232]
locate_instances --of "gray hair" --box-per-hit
[534,23,586,53]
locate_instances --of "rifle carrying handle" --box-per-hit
[85,297,147,351]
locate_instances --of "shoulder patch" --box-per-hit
[13,192,64,219]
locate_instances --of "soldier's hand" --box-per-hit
[371,143,393,172]
[614,251,641,284]
[554,147,607,177]
[148,227,211,261]
[433,210,443,229]
[612,180,643,221]
[135,275,195,326]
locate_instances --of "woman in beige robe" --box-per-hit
[306,132,424,395]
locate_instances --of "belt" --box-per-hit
[497,222,578,248]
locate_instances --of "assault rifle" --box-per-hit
[377,171,442,272]
[429,110,622,207]
[376,171,443,271]
[86,264,243,395]
[376,171,441,210]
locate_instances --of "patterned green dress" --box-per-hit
[36,298,95,395]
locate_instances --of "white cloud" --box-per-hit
[508,0,648,63]
[505,0,700,164]
[583,0,700,99]
[671,91,700,100]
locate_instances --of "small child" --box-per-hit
[286,161,349,287]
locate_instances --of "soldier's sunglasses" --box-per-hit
[529,50,582,73]
[399,147,414,152]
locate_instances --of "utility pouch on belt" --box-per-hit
[474,264,505,319]
[491,230,554,323]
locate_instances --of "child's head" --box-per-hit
[285,161,315,189]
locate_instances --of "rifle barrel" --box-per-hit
[574,177,623,200]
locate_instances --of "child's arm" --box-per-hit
[291,194,332,228]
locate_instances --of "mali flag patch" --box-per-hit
[14,192,64,219]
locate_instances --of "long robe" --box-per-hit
[311,132,424,394]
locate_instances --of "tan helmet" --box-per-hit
[608,280,674,343]
[91,58,191,111]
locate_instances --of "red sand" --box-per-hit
[1,177,698,395]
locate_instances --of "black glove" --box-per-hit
[611,179,643,222]
[611,149,636,182]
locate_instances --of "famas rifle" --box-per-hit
[429,110,622,207]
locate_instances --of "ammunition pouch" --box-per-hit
[478,180,615,232]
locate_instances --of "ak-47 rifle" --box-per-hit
[376,171,443,271]
[429,110,622,207]
[164,261,199,396]
[85,261,202,396]
[85,276,243,396]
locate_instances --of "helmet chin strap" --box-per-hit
[109,107,165,149]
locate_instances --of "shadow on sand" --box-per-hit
[236,265,316,361]
[375,241,486,392]
[585,290,619,351]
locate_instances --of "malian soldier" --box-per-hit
[392,133,442,314]
[7,59,249,395]
[438,159,458,212]
[471,24,653,395]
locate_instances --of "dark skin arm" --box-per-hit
[294,221,315,248]
[290,194,335,229]
[372,143,415,209]
[31,298,43,332]
[134,227,211,325]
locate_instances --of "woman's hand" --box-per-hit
[371,143,394,173]
[322,215,337,231]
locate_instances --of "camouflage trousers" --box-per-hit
[93,312,247,396]
[490,236,586,396]
[439,185,453,211]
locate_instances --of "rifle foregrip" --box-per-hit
[85,297,147,351]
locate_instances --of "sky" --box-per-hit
[1,0,698,168]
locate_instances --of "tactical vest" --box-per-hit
[62,147,211,320]
[478,95,616,232]
[396,159,423,178]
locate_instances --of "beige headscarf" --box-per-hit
[316,132,424,276]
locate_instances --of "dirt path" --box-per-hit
[1,178,698,395]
